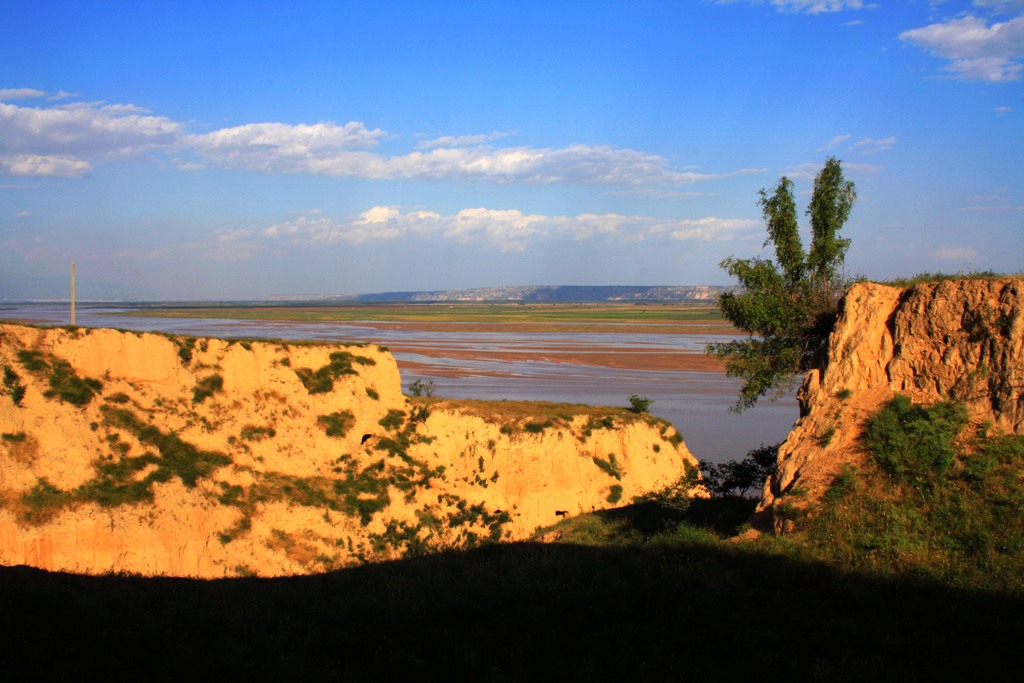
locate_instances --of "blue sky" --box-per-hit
[1,0,1022,300]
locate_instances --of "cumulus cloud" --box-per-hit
[0,154,92,178]
[185,121,387,173]
[14,210,31,219]
[0,100,180,176]
[257,206,760,254]
[1,92,758,187]
[186,132,759,186]
[899,14,1024,82]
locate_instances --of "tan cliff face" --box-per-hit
[758,278,1024,526]
[0,323,696,577]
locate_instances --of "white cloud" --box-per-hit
[256,205,760,256]
[0,88,46,101]
[663,216,762,240]
[819,134,852,151]
[187,133,760,186]
[851,135,896,154]
[0,154,92,178]
[1,91,759,187]
[936,246,979,261]
[186,121,387,173]
[996,105,1012,112]
[416,131,515,149]
[0,100,181,176]
[714,0,868,14]
[784,161,877,180]
[899,14,1024,82]
[770,0,867,13]
[973,1,1024,14]
[15,210,31,219]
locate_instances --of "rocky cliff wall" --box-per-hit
[758,278,1024,524]
[0,323,695,577]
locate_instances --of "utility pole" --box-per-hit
[71,262,76,327]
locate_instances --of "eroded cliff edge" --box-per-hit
[0,323,695,577]
[758,277,1023,528]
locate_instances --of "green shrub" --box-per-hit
[16,350,102,406]
[607,484,623,504]
[2,365,26,406]
[43,359,102,406]
[192,374,224,403]
[378,409,406,432]
[240,424,276,441]
[16,350,47,373]
[524,420,552,434]
[21,478,71,524]
[409,379,435,397]
[628,394,653,414]
[318,411,355,438]
[862,395,967,483]
[592,453,623,480]
[174,337,198,364]
[295,351,375,394]
[2,431,27,442]
[365,387,379,400]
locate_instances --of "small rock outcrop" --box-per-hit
[0,323,696,577]
[758,278,1023,526]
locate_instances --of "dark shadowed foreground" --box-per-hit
[3,501,1022,680]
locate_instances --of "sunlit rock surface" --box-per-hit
[0,323,695,577]
[759,278,1023,527]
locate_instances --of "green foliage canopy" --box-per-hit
[708,157,856,410]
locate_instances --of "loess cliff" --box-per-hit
[0,323,696,577]
[758,277,1024,528]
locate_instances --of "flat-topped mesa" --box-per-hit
[0,323,697,577]
[758,277,1024,528]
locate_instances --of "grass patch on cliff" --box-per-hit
[9,405,239,519]
[772,396,1024,593]
[874,270,1016,288]
[2,365,26,406]
[295,351,376,394]
[16,350,102,406]
[192,374,224,403]
[317,411,355,438]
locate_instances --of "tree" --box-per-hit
[699,443,780,498]
[708,157,856,411]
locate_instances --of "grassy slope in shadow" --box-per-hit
[2,498,1023,681]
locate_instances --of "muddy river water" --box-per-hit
[1,303,797,464]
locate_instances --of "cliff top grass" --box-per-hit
[410,395,660,426]
[868,269,1022,288]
